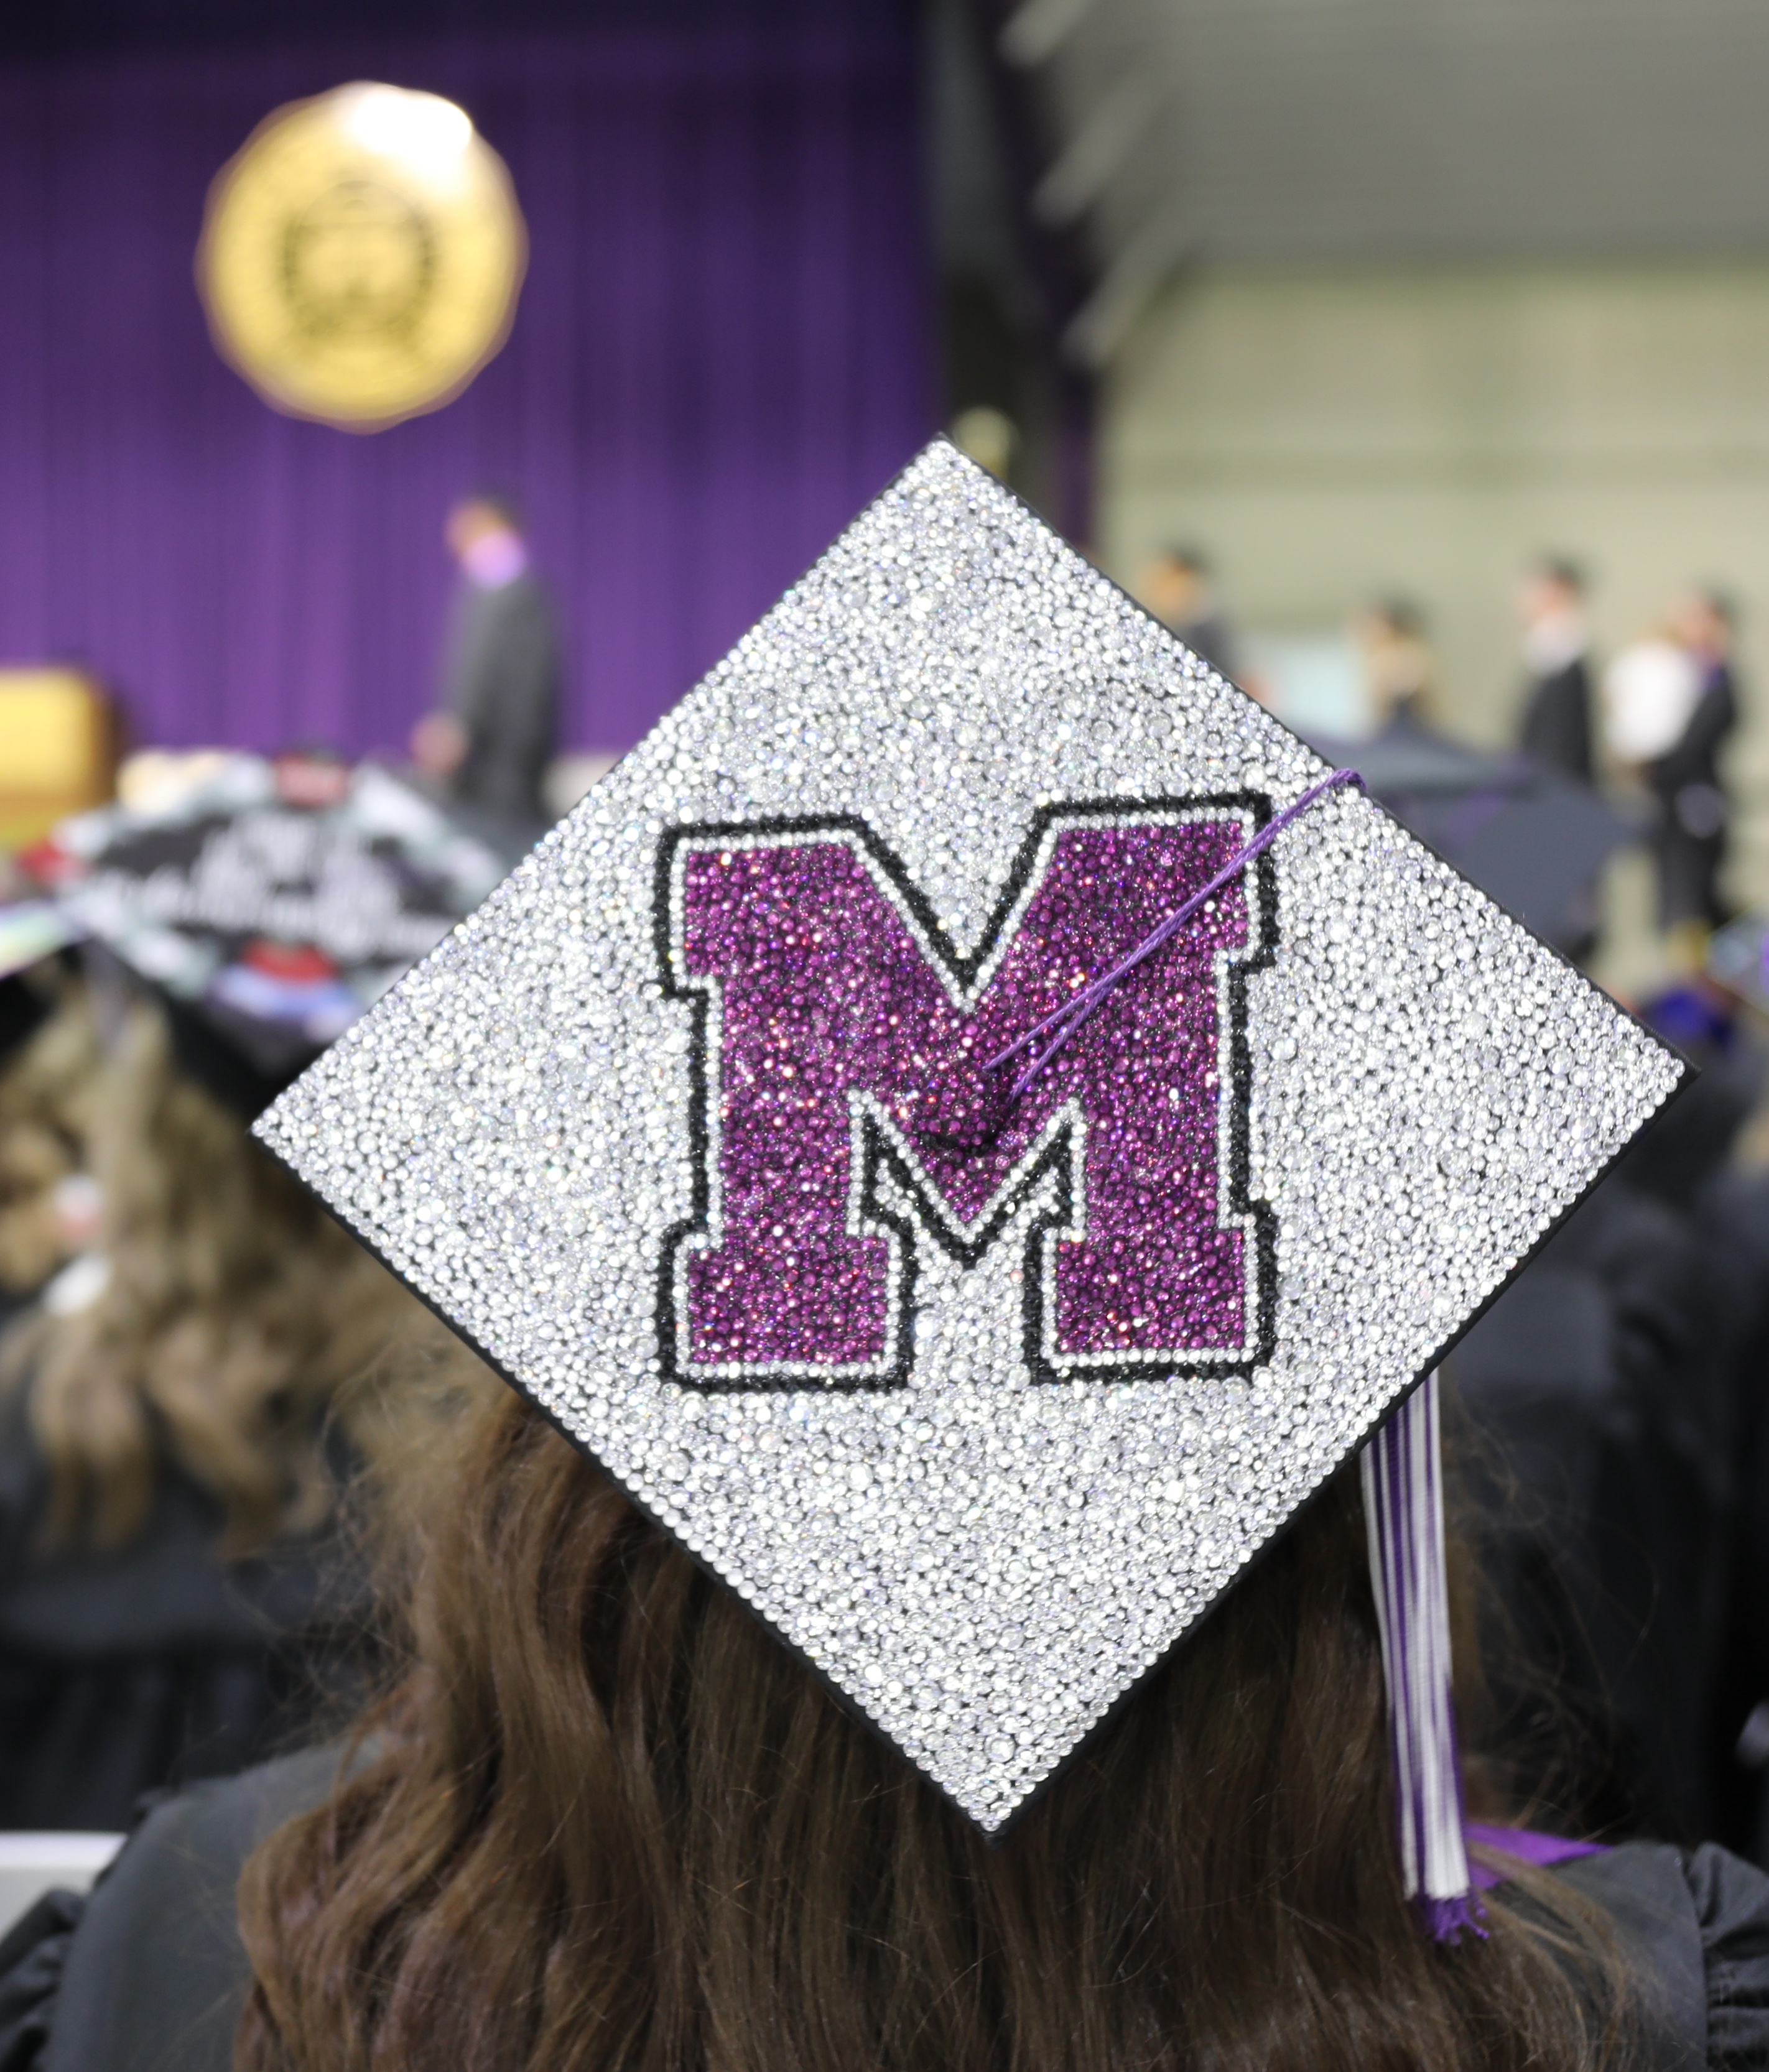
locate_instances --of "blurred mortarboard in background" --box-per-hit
[1303,718,1637,956]
[20,751,514,1116]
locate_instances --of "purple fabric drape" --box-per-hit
[0,12,932,758]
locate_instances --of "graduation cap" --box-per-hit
[33,753,509,1112]
[257,443,1682,1929]
[1304,719,1635,955]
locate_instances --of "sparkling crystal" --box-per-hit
[257,441,1683,1833]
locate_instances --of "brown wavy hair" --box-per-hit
[237,1379,1644,2072]
[0,994,424,1554]
[0,972,100,1297]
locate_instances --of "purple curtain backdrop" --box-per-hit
[0,13,932,758]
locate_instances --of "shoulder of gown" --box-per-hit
[1554,1839,1769,2068]
[1684,1842,1769,2067]
[0,1742,343,2072]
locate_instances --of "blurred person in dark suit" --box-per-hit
[1517,557,1594,782]
[411,494,560,831]
[1605,589,1739,942]
[1651,588,1739,935]
[1136,544,1240,683]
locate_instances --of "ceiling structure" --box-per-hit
[993,0,1769,363]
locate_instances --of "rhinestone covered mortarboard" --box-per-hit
[257,440,1684,1832]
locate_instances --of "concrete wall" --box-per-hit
[1100,260,1769,912]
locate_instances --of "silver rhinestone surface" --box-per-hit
[256,441,1683,1831]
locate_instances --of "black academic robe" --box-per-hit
[0,1390,364,1831]
[1,1746,1767,2070]
[1519,655,1594,784]
[1451,1168,1733,1846]
[439,572,561,827]
[1699,1165,1769,1861]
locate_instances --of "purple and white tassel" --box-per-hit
[929,765,1479,1936]
[1360,1369,1484,1943]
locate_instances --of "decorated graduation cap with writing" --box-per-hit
[256,443,1682,1874]
[38,754,508,1108]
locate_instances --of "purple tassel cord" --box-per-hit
[1361,1371,1485,1943]
[983,769,1365,1098]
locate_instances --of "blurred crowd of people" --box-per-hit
[1136,545,1745,961]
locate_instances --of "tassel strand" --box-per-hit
[1360,1370,1485,1943]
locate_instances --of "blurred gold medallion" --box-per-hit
[198,83,526,431]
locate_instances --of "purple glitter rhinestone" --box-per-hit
[671,812,1258,1379]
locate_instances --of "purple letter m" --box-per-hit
[657,803,1275,1389]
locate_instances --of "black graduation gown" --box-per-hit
[1451,1170,1732,1845]
[1698,1164,1769,1859]
[0,1394,364,1831]
[1520,656,1594,784]
[0,1746,1765,2070]
[1452,1044,1765,1852]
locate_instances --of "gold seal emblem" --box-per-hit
[198,83,526,432]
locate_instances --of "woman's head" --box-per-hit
[239,1379,1637,2072]
[2,991,420,1553]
